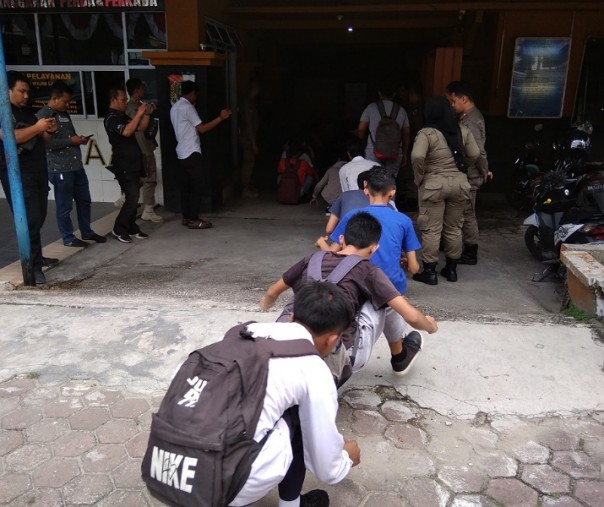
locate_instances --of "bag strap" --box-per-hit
[376,100,387,119]
[307,250,364,284]
[390,103,400,120]
[262,337,319,359]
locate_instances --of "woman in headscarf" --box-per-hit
[411,96,480,285]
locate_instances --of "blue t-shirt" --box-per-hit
[330,205,421,294]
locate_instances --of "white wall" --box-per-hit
[0,118,164,205]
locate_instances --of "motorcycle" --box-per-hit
[507,123,545,211]
[523,162,604,280]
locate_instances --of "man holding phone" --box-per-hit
[37,80,106,248]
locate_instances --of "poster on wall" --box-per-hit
[23,71,84,115]
[508,37,571,118]
[168,73,195,105]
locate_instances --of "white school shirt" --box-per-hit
[229,322,353,506]
[170,97,203,160]
[339,156,379,191]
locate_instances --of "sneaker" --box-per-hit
[114,196,124,209]
[300,489,329,507]
[64,238,89,248]
[132,232,149,239]
[82,233,107,243]
[141,210,164,223]
[34,269,46,285]
[111,230,132,243]
[42,257,59,269]
[391,331,424,376]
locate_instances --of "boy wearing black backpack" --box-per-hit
[261,212,437,385]
[143,281,360,507]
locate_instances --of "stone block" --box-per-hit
[363,492,409,506]
[5,443,51,472]
[1,407,43,430]
[44,398,83,418]
[69,407,110,430]
[96,418,138,444]
[126,431,150,458]
[450,495,498,507]
[575,480,604,507]
[62,474,114,504]
[551,451,601,479]
[521,464,571,494]
[537,428,580,451]
[9,487,63,506]
[382,401,417,422]
[53,430,96,457]
[472,450,517,477]
[31,457,80,487]
[84,389,124,407]
[0,430,23,456]
[351,410,388,436]
[82,443,127,472]
[0,377,36,398]
[485,478,538,507]
[511,440,550,464]
[384,423,427,449]
[541,496,585,507]
[113,459,147,488]
[26,418,70,442]
[438,465,486,493]
[98,490,149,507]
[60,379,98,397]
[110,398,150,419]
[0,396,20,417]
[401,478,450,507]
[342,389,382,410]
[0,472,31,503]
[583,439,604,461]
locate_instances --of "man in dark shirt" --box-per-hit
[103,86,150,243]
[0,71,58,285]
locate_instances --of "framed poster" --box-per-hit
[23,71,84,115]
[508,37,571,118]
[168,73,195,105]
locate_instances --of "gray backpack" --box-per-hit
[141,322,317,507]
[372,101,401,160]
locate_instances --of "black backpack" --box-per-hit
[372,101,402,160]
[277,158,302,204]
[141,322,318,507]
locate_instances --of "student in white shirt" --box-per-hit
[231,281,361,507]
[169,80,231,230]
[338,137,379,192]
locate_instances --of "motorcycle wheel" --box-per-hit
[524,225,545,261]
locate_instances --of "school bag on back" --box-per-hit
[277,158,302,204]
[372,101,401,160]
[141,322,318,507]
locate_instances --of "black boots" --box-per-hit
[459,244,478,265]
[413,262,438,285]
[440,257,459,282]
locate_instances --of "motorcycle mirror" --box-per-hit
[534,123,544,132]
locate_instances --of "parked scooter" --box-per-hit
[523,163,604,280]
[507,123,545,211]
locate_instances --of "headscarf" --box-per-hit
[423,96,466,172]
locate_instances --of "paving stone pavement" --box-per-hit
[0,376,602,506]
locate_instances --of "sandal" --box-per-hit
[188,219,213,229]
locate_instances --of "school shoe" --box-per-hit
[34,269,46,285]
[132,232,149,239]
[82,233,107,243]
[440,257,459,282]
[300,489,329,507]
[42,257,59,269]
[111,230,132,243]
[113,196,124,209]
[391,331,424,376]
[141,210,164,223]
[64,238,89,248]
[412,262,438,285]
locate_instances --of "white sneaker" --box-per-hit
[114,196,125,209]
[141,210,164,223]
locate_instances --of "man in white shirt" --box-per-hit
[338,137,379,192]
[231,281,361,507]
[169,81,231,230]
[357,84,410,168]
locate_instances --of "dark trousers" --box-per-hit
[48,169,93,245]
[177,152,205,220]
[0,168,48,270]
[278,407,306,501]
[113,172,141,236]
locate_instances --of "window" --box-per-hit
[575,37,604,128]
[0,15,38,65]
[127,12,166,50]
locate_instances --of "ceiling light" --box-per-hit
[347,26,354,32]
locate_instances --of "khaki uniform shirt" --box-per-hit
[126,99,157,156]
[460,107,488,185]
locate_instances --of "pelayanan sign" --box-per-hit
[0,0,164,12]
